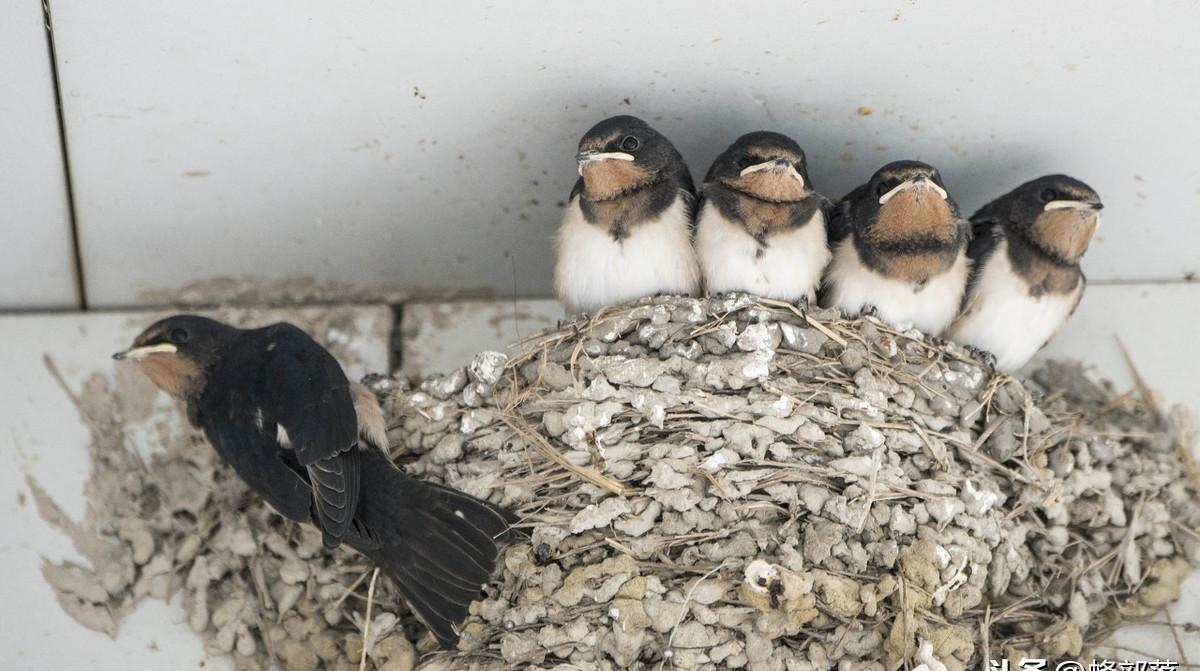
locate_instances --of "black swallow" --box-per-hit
[114,315,515,646]
[695,131,831,303]
[945,175,1102,370]
[821,160,970,335]
[554,115,700,314]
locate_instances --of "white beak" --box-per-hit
[739,160,806,189]
[1044,200,1094,211]
[878,176,949,205]
[113,343,177,360]
[576,151,635,176]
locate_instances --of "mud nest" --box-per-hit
[41,295,1200,671]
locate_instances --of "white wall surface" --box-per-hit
[0,0,78,309]
[34,1,1200,307]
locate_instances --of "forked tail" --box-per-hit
[351,456,517,646]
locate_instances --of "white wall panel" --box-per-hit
[0,0,79,309]
[52,1,1200,307]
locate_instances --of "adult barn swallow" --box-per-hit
[821,160,970,335]
[554,115,700,314]
[114,315,515,646]
[945,175,1102,370]
[695,131,831,303]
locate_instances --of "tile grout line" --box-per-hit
[3,277,1199,319]
[1090,277,1197,286]
[42,0,88,310]
[387,302,404,373]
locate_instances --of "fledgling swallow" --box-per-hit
[945,175,1102,371]
[821,160,970,335]
[695,131,831,304]
[553,115,700,314]
[114,316,515,647]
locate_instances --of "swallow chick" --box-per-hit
[695,131,831,304]
[821,160,970,335]
[554,115,700,315]
[945,175,1102,371]
[114,316,516,647]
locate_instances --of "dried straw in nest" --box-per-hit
[382,294,1200,670]
[39,295,1200,671]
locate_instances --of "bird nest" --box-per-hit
[40,295,1200,671]
[386,295,1200,670]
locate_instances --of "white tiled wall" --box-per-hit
[8,0,1192,309]
[0,0,78,309]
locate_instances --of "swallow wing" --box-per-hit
[960,214,1005,310]
[255,323,362,547]
[678,188,698,233]
[825,188,858,246]
[968,214,1002,254]
[681,168,700,230]
[197,388,315,525]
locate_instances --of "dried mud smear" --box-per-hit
[138,274,499,310]
[37,295,1200,671]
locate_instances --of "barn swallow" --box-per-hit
[821,160,970,335]
[114,316,515,646]
[553,115,700,315]
[945,175,1102,371]
[695,131,831,304]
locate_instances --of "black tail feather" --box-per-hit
[425,480,519,536]
[429,506,502,562]
[426,525,494,578]
[406,558,487,595]
[387,563,476,641]
[349,453,518,647]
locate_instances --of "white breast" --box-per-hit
[945,239,1082,371]
[695,202,830,302]
[554,195,700,314]
[822,239,969,335]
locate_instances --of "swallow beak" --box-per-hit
[113,343,177,360]
[739,158,806,189]
[576,149,635,175]
[1044,199,1104,212]
[878,174,949,205]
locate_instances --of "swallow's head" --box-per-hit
[1002,175,1102,263]
[868,160,951,208]
[574,115,686,201]
[853,160,960,243]
[114,315,237,398]
[705,131,813,203]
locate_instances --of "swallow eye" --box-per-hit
[1040,188,1058,203]
[169,328,190,345]
[875,180,892,198]
[736,156,753,169]
[620,135,640,151]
